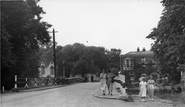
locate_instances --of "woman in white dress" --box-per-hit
[139,78,147,102]
[99,69,107,95]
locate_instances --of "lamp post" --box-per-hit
[62,60,66,78]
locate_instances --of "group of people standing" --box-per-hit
[99,69,156,102]
[99,69,114,95]
[99,69,127,97]
[139,76,155,102]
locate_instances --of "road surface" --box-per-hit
[1,82,173,107]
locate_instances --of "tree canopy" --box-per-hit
[147,0,185,83]
[41,43,122,78]
[1,0,51,89]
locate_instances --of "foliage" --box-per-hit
[1,26,16,67]
[1,0,51,89]
[150,72,159,81]
[39,42,121,78]
[146,0,185,83]
[106,48,121,69]
[155,93,185,106]
[85,46,109,70]
[71,59,88,77]
[133,62,157,82]
[110,68,119,76]
[177,64,185,72]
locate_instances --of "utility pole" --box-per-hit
[52,28,58,78]
[120,54,122,71]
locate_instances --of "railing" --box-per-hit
[14,75,84,89]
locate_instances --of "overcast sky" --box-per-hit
[38,0,164,54]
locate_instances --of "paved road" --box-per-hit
[1,83,173,107]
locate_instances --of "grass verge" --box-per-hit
[155,92,185,107]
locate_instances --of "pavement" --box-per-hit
[94,89,142,102]
[93,88,173,104]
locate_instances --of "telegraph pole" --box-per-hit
[52,28,58,78]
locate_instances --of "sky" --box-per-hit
[38,0,164,54]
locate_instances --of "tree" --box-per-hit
[71,59,88,77]
[1,25,16,67]
[1,0,51,89]
[106,48,121,69]
[84,46,108,70]
[54,42,122,77]
[56,43,85,77]
[147,0,185,83]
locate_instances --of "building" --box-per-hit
[120,47,156,82]
[87,60,102,82]
[38,55,57,78]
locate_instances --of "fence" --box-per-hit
[14,75,84,89]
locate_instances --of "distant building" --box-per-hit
[86,60,101,82]
[38,55,57,78]
[120,47,156,82]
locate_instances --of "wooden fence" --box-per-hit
[14,75,83,89]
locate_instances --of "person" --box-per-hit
[99,69,107,95]
[91,75,94,82]
[147,76,155,101]
[84,74,88,82]
[138,76,145,96]
[106,70,114,95]
[139,77,147,102]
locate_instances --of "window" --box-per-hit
[130,60,133,67]
[142,65,146,68]
[126,59,129,67]
[41,65,45,74]
[130,71,134,75]
[50,66,54,75]
[141,57,146,63]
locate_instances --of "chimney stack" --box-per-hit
[142,47,146,51]
[137,47,140,52]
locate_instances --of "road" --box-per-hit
[1,82,174,107]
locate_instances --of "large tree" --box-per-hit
[1,0,51,89]
[147,0,185,83]
[106,48,121,69]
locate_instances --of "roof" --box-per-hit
[121,51,155,64]
[122,51,153,58]
[39,55,53,67]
